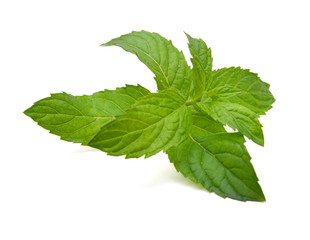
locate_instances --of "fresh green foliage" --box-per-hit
[185,33,212,98]
[197,67,274,146]
[167,110,265,201]
[89,88,191,158]
[24,85,150,144]
[103,31,192,98]
[24,31,275,202]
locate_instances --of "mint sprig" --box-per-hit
[24,30,275,202]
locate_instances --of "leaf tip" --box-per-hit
[23,108,31,117]
[255,136,265,147]
[184,32,192,42]
[252,190,266,202]
[259,194,266,202]
[100,41,112,47]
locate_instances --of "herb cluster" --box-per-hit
[25,31,275,201]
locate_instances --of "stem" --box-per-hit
[185,97,201,106]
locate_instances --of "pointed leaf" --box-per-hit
[198,67,275,145]
[209,67,275,115]
[198,101,264,146]
[185,33,212,97]
[190,110,226,139]
[167,111,226,181]
[102,31,192,98]
[24,85,150,145]
[168,112,265,201]
[89,88,191,158]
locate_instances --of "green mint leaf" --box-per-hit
[185,33,212,98]
[102,30,192,98]
[168,111,265,201]
[88,88,191,158]
[208,67,275,115]
[167,111,225,181]
[198,101,264,146]
[198,67,275,146]
[189,109,226,137]
[24,85,150,145]
[202,86,242,102]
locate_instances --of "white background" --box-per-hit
[1,0,309,239]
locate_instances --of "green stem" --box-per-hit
[185,97,201,106]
